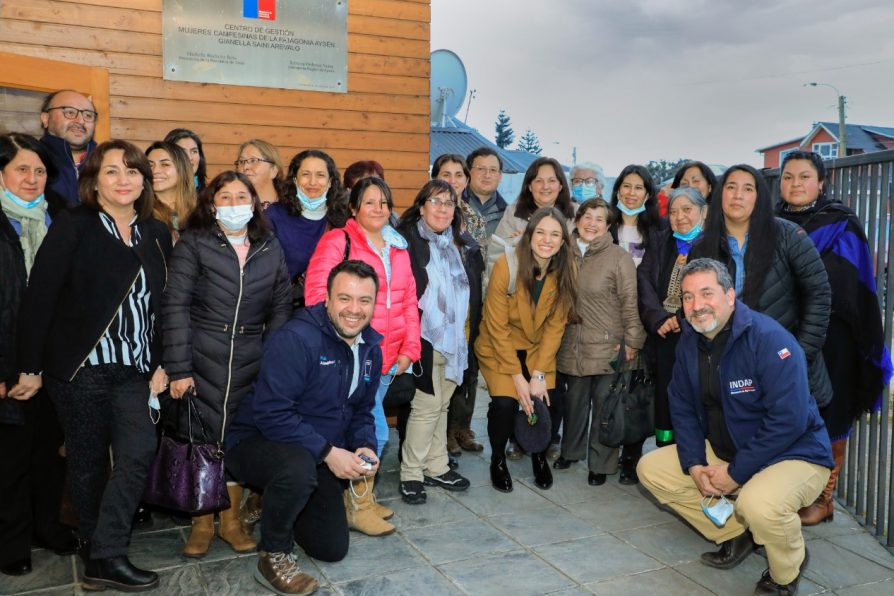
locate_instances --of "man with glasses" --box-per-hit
[39,90,99,206]
[464,147,507,241]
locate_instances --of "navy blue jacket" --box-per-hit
[40,133,97,207]
[669,301,834,484]
[225,303,382,462]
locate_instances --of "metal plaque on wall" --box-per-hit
[163,0,347,93]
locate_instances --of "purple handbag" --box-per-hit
[143,391,230,514]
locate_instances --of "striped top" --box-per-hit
[85,212,154,373]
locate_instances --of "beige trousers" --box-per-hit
[400,351,456,482]
[638,442,830,585]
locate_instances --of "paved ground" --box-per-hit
[4,400,894,596]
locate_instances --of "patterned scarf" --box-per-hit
[0,192,48,275]
[417,219,469,384]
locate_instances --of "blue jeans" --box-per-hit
[373,375,392,458]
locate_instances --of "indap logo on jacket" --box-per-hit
[243,0,276,21]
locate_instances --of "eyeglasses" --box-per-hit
[472,165,500,176]
[571,177,599,186]
[234,157,273,168]
[45,106,98,122]
[426,197,456,209]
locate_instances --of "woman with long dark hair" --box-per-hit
[268,149,350,296]
[777,151,892,524]
[164,128,207,191]
[163,170,292,557]
[13,140,172,591]
[396,179,483,503]
[146,140,196,239]
[476,207,578,493]
[690,164,832,408]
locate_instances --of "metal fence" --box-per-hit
[764,149,894,550]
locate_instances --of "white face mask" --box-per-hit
[215,204,253,231]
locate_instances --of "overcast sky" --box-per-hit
[430,0,894,176]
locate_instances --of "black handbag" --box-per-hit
[598,345,655,448]
[143,391,230,514]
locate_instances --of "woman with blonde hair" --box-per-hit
[234,139,286,208]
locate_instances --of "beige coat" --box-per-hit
[557,233,645,377]
[475,254,569,399]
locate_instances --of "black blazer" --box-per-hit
[18,207,173,381]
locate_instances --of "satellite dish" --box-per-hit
[430,49,467,127]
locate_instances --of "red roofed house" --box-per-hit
[757,122,894,169]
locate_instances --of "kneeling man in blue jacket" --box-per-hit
[225,260,385,596]
[638,258,833,596]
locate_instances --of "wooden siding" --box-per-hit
[0,0,431,207]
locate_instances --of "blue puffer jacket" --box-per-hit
[669,301,834,484]
[225,303,382,462]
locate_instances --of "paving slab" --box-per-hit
[449,481,553,517]
[388,489,477,529]
[826,531,894,571]
[614,521,715,566]
[314,532,426,584]
[834,578,894,595]
[488,504,603,547]
[802,539,894,589]
[534,534,663,584]
[438,550,576,595]
[402,519,519,565]
[586,567,715,596]
[674,554,828,596]
[0,549,75,595]
[335,564,463,595]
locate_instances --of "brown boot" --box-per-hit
[254,551,318,595]
[183,514,214,558]
[446,428,462,455]
[455,428,484,452]
[240,491,262,534]
[218,484,257,553]
[344,477,395,536]
[799,439,846,525]
[370,477,394,520]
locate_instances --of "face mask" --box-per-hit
[616,202,646,217]
[215,204,253,231]
[193,175,199,188]
[702,495,735,527]
[296,187,328,211]
[572,183,598,202]
[3,188,45,209]
[148,391,161,425]
[673,225,703,242]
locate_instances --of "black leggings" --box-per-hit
[488,396,519,457]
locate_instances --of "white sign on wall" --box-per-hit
[163,0,348,93]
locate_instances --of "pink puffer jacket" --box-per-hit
[304,218,421,373]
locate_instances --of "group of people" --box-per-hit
[0,88,890,596]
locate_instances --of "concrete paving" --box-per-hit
[4,404,893,596]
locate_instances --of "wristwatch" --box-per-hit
[533,373,545,381]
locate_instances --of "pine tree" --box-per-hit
[517,129,543,155]
[494,110,515,149]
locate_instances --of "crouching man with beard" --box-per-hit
[225,260,384,595]
[637,258,833,596]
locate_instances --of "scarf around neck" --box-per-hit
[417,219,470,384]
[1,191,48,275]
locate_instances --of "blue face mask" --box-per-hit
[572,183,598,202]
[673,225,703,242]
[616,201,646,217]
[296,187,327,211]
[3,188,45,209]
[702,495,735,527]
[193,175,199,188]
[216,204,253,231]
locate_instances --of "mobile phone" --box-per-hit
[359,454,377,470]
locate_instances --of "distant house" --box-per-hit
[757,122,894,169]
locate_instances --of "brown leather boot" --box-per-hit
[218,484,258,553]
[344,477,395,536]
[183,514,214,558]
[455,428,484,452]
[799,439,846,525]
[240,491,262,534]
[446,428,462,455]
[254,551,318,595]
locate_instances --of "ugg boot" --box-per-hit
[799,439,846,525]
[240,491,262,534]
[344,477,395,536]
[370,477,394,520]
[183,514,215,558]
[218,484,257,553]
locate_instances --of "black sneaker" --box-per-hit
[423,470,470,491]
[400,480,427,504]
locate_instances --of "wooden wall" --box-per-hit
[0,0,431,207]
